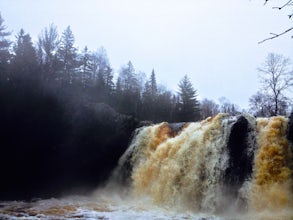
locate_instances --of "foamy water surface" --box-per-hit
[0,194,224,220]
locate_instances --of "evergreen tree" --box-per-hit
[119,61,139,92]
[0,13,11,80]
[103,66,114,93]
[177,75,200,122]
[171,94,180,122]
[12,29,38,81]
[112,77,122,110]
[95,48,113,93]
[79,46,92,88]
[150,69,157,98]
[88,47,114,102]
[114,77,122,100]
[57,26,77,84]
[142,69,158,121]
[89,50,101,83]
[117,61,141,116]
[156,87,174,122]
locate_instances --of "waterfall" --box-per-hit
[113,114,293,218]
[1,114,293,219]
[250,116,293,214]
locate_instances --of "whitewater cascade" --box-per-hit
[113,113,293,219]
[1,113,293,219]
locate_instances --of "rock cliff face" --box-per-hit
[0,82,138,200]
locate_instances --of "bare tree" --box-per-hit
[200,98,220,119]
[37,24,59,81]
[259,0,293,43]
[218,97,240,115]
[258,53,292,116]
[249,91,272,116]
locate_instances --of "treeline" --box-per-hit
[0,13,217,200]
[0,20,196,122]
[1,13,292,122]
[0,14,243,123]
[0,15,141,199]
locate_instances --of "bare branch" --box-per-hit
[272,0,293,10]
[258,27,293,44]
[269,33,278,36]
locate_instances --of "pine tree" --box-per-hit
[12,29,38,81]
[177,75,200,122]
[117,61,141,116]
[142,69,158,121]
[103,66,114,93]
[156,88,174,122]
[0,13,11,80]
[119,61,138,92]
[150,69,157,98]
[94,48,112,91]
[57,26,77,84]
[79,46,92,87]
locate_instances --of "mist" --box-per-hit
[0,1,293,219]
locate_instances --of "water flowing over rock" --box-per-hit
[1,113,293,219]
[111,113,293,219]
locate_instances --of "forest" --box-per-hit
[0,11,292,200]
[1,13,292,123]
[0,13,203,200]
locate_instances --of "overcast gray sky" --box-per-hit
[1,0,292,109]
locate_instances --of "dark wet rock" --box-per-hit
[63,103,138,190]
[0,82,138,200]
[108,126,144,186]
[287,112,293,155]
[138,121,153,127]
[223,115,255,211]
[287,112,293,140]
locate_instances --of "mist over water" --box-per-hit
[1,114,293,219]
